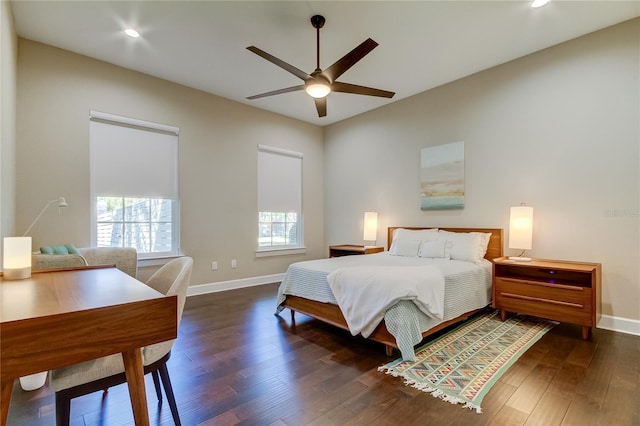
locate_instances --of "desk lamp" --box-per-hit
[2,197,68,280]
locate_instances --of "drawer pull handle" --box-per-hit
[501,292,584,309]
[499,278,584,291]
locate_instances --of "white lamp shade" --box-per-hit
[363,211,378,242]
[3,237,32,280]
[509,206,533,250]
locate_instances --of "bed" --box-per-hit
[276,227,503,360]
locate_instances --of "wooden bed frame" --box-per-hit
[282,227,503,356]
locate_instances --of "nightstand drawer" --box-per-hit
[494,277,593,324]
[495,277,591,305]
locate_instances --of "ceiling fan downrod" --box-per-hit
[310,15,325,72]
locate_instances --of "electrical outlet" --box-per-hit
[211,261,218,271]
[231,259,237,269]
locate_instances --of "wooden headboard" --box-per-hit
[387,227,503,261]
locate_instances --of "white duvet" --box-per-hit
[327,265,445,338]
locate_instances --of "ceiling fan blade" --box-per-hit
[323,38,378,83]
[314,97,327,117]
[247,46,310,81]
[247,85,304,100]
[331,81,395,98]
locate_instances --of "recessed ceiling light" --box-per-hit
[531,0,551,8]
[124,28,140,38]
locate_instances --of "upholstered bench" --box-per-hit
[32,247,138,278]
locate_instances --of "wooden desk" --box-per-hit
[0,267,177,426]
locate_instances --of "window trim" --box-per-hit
[255,246,307,258]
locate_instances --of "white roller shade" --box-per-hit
[90,112,178,199]
[258,145,302,212]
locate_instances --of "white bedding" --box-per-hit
[276,252,492,361]
[327,265,444,337]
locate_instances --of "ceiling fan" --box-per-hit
[246,15,395,118]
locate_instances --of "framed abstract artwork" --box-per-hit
[420,141,464,210]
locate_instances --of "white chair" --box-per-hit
[49,257,193,426]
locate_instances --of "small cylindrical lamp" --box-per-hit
[508,205,533,261]
[363,211,378,245]
[3,237,32,280]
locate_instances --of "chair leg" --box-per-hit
[158,363,181,426]
[151,370,163,402]
[55,392,71,426]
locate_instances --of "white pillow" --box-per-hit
[437,231,491,263]
[478,232,492,258]
[418,240,451,259]
[389,239,422,257]
[389,228,438,255]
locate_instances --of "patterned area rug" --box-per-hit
[378,310,556,413]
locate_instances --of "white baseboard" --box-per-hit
[598,314,640,336]
[187,273,284,296]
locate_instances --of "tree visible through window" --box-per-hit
[96,197,175,254]
[258,212,297,247]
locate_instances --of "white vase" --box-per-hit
[19,372,47,391]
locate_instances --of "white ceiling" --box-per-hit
[11,1,639,126]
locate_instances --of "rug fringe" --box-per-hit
[378,366,482,414]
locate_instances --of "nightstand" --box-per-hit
[329,245,384,258]
[492,257,601,339]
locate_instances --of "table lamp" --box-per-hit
[3,237,32,280]
[508,204,533,262]
[23,196,68,236]
[2,196,68,280]
[363,211,378,247]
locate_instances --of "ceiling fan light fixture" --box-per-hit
[531,0,551,8]
[305,81,331,98]
[124,28,140,38]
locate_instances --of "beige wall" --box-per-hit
[10,17,639,329]
[324,19,640,324]
[15,40,324,285]
[1,0,18,245]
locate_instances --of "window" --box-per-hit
[257,145,303,253]
[258,212,298,247]
[96,197,175,254]
[90,111,180,258]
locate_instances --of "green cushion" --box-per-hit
[51,245,69,254]
[40,244,80,255]
[64,244,80,255]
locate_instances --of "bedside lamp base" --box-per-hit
[508,256,532,262]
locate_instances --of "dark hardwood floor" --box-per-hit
[7,283,640,426]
